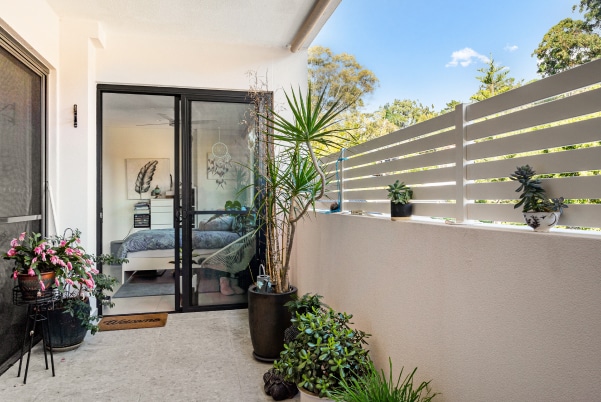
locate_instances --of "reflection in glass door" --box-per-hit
[181,99,257,310]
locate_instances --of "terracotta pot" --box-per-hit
[17,271,55,300]
[248,285,297,362]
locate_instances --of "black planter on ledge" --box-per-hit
[391,202,413,220]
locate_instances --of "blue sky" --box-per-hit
[313,0,581,112]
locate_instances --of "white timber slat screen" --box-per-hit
[319,58,601,230]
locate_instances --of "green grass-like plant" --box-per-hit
[330,358,439,402]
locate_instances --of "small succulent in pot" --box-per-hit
[387,180,413,220]
[387,180,413,205]
[510,165,568,231]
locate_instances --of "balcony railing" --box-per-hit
[320,58,601,230]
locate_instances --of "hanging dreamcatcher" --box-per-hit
[207,128,232,188]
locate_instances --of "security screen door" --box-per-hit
[0,32,46,368]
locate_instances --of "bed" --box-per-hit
[116,217,241,285]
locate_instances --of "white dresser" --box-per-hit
[150,199,173,229]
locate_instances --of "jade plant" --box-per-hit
[387,180,413,205]
[273,306,371,398]
[510,165,568,213]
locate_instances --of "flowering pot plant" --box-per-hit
[3,229,123,336]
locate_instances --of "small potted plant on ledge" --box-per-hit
[387,180,413,220]
[510,165,568,232]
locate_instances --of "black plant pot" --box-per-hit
[248,285,297,362]
[47,298,90,350]
[391,202,413,220]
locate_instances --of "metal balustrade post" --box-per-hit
[454,103,468,223]
[339,148,346,213]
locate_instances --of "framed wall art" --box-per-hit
[126,158,171,199]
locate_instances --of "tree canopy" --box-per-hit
[379,99,438,129]
[533,1,601,76]
[308,46,379,112]
[470,57,522,102]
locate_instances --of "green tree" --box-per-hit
[533,18,601,76]
[379,99,438,129]
[575,0,601,29]
[470,57,522,101]
[308,46,379,112]
[533,1,601,77]
[440,100,461,114]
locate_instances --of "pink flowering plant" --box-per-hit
[4,229,124,334]
[3,229,97,295]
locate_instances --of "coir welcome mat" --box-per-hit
[98,313,168,332]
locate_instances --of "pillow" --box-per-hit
[197,215,233,231]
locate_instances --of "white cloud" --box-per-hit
[445,47,489,67]
[504,44,518,52]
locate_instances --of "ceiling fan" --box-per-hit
[137,113,216,127]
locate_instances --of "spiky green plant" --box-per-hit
[330,358,439,402]
[387,180,413,204]
[256,85,351,293]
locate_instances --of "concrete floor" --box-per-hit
[0,309,300,402]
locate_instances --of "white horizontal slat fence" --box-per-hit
[319,58,601,230]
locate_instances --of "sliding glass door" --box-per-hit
[99,86,260,313]
[180,97,257,311]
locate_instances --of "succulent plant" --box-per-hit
[273,306,371,398]
[510,165,568,213]
[387,180,413,205]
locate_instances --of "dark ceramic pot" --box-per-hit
[391,202,413,220]
[47,298,91,350]
[248,285,297,362]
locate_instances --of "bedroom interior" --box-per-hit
[101,91,257,315]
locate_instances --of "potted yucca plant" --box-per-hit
[247,84,351,362]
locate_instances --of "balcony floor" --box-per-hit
[0,309,296,401]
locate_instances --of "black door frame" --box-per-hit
[96,84,259,313]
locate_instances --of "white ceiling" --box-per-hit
[46,0,325,49]
[48,0,340,127]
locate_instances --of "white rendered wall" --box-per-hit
[293,214,601,401]
[1,5,308,252]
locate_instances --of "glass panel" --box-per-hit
[101,93,177,314]
[189,101,256,308]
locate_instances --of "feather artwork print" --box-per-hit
[134,160,158,198]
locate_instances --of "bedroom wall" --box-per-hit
[102,122,253,255]
[102,126,174,253]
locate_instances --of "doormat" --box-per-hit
[98,313,168,332]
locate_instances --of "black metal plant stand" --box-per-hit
[12,286,58,384]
